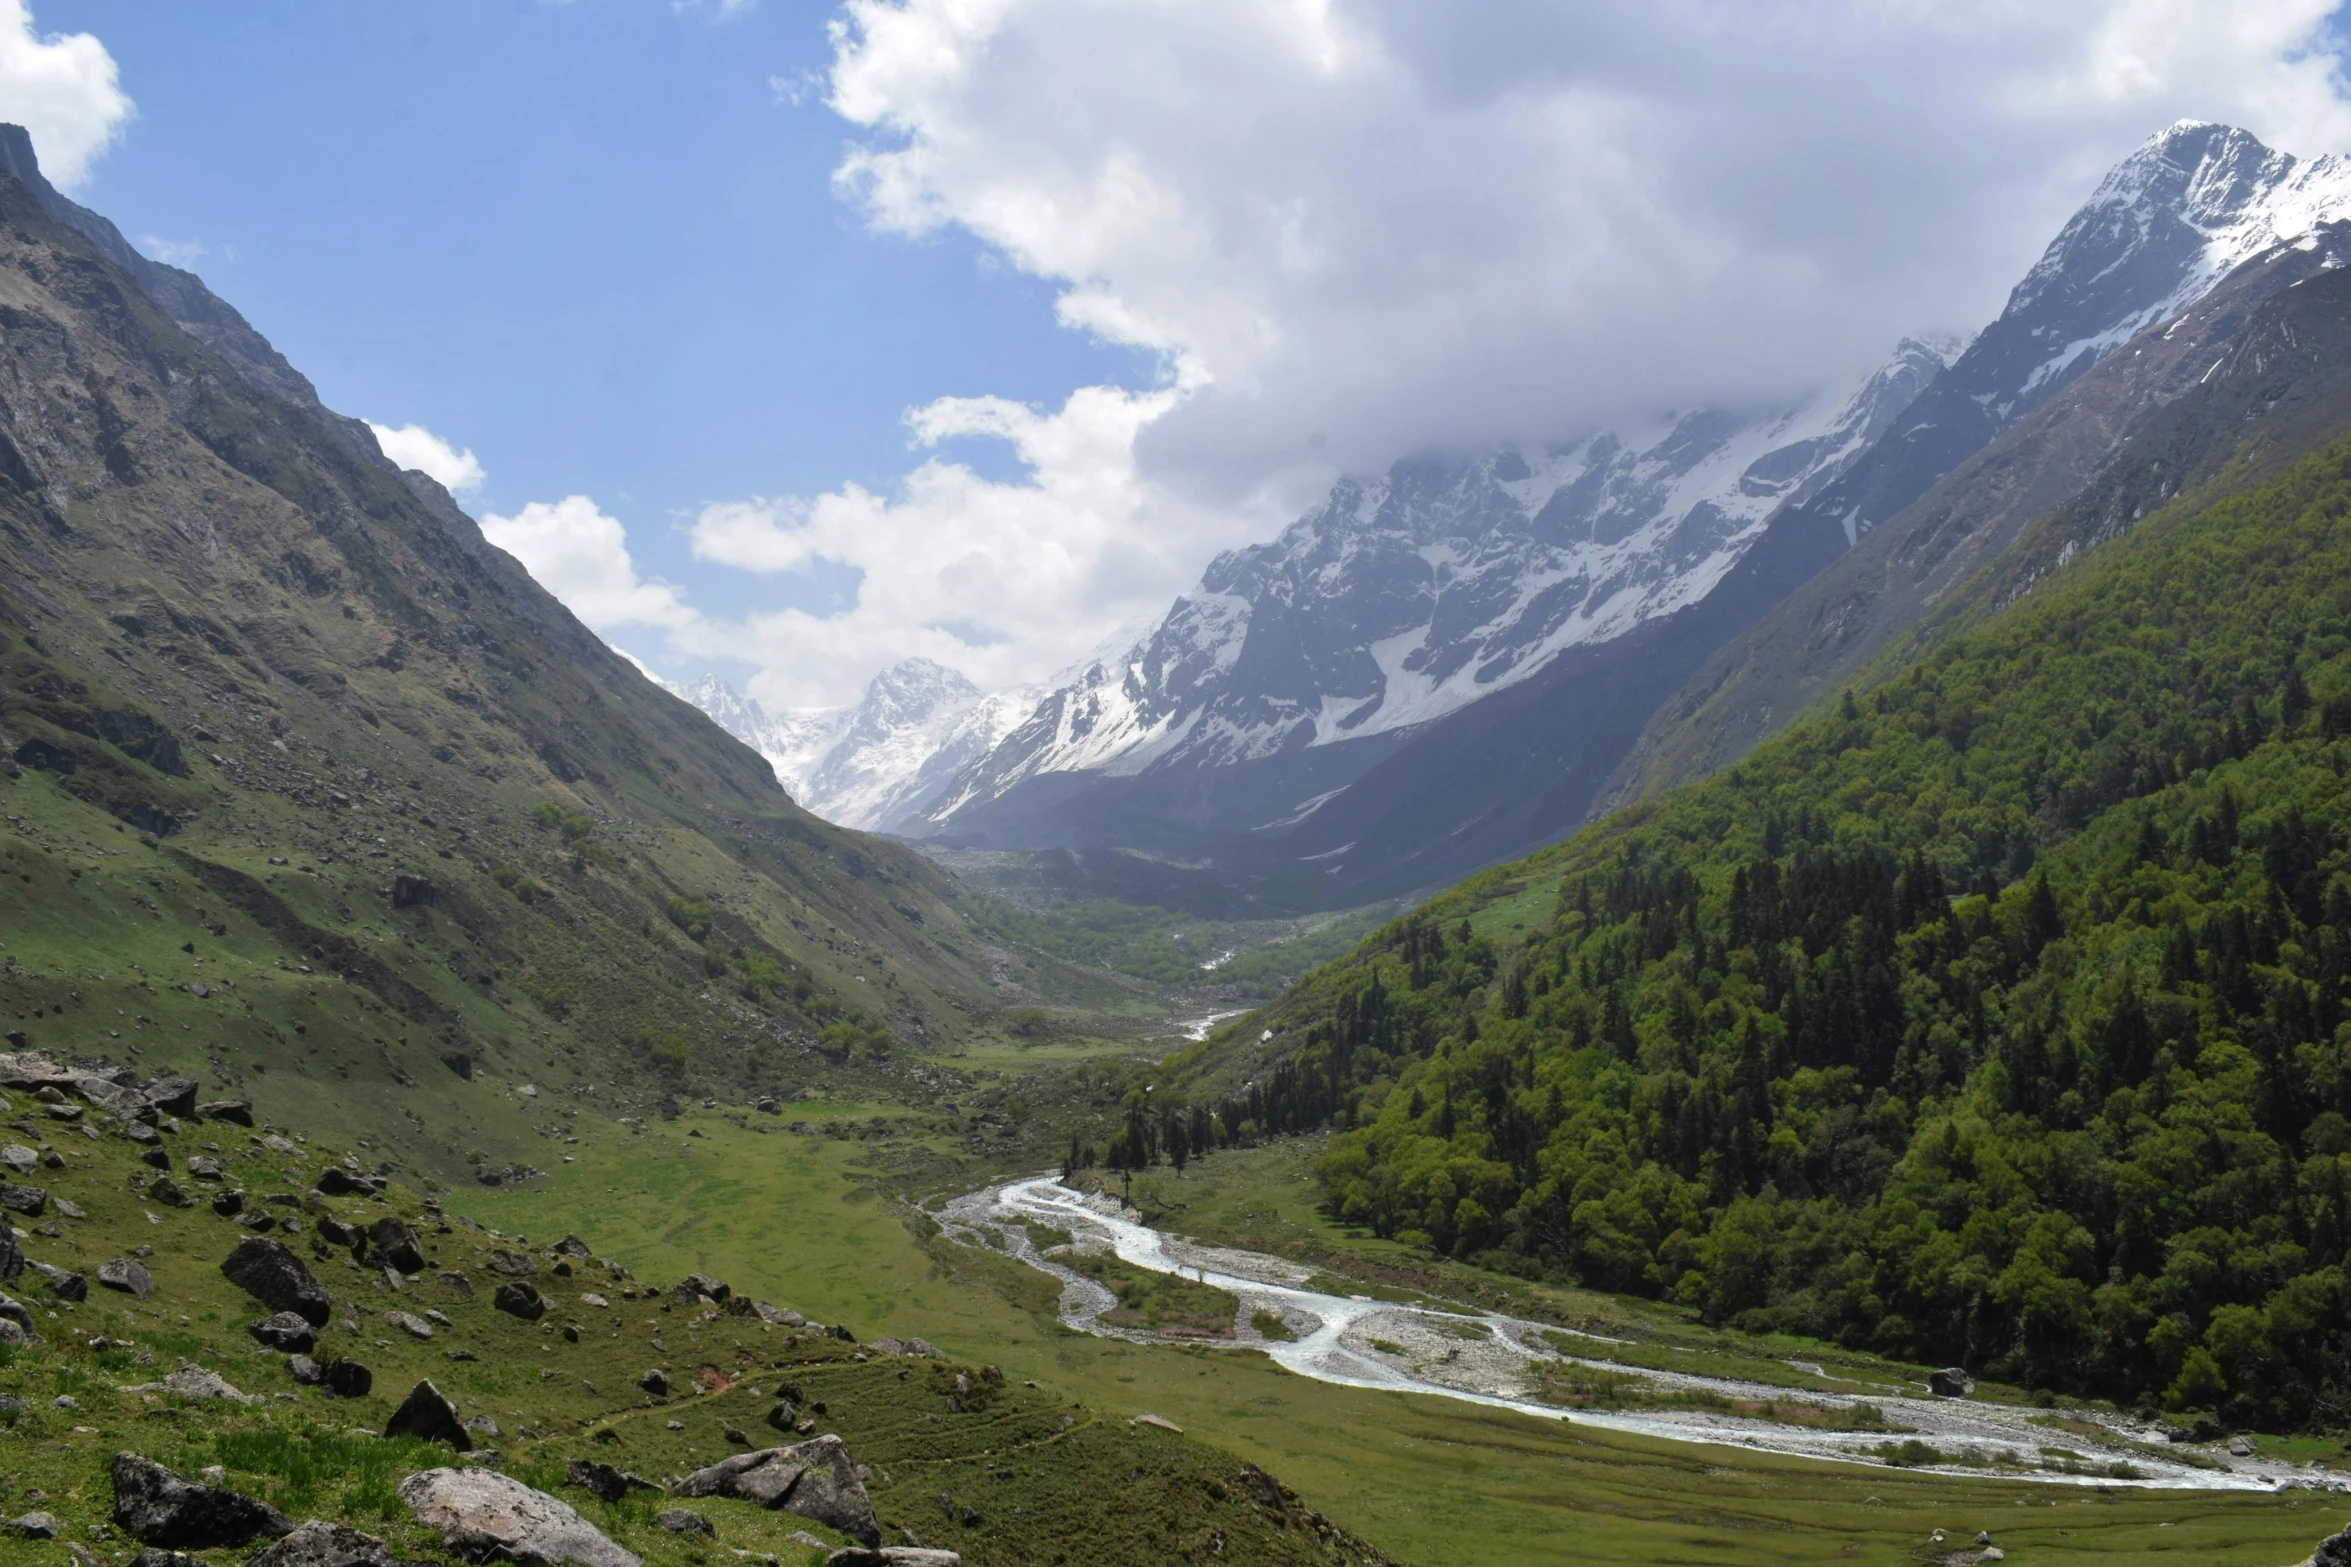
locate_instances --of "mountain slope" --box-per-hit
[670,662,1030,831]
[0,134,1028,1181]
[1599,221,2351,811]
[1149,323,2351,1425]
[928,340,1951,822]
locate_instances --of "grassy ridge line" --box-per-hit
[1138,427,2351,1430]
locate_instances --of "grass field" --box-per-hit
[458,1107,2350,1566]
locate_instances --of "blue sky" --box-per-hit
[14,1,2351,710]
[44,0,1148,628]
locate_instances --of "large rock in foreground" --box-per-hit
[247,1520,427,1567]
[671,1436,880,1547]
[220,1239,331,1327]
[398,1468,640,1567]
[110,1454,293,1548]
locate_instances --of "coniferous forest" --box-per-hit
[1156,432,2351,1430]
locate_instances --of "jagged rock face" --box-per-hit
[921,343,1950,828]
[1776,121,2351,553]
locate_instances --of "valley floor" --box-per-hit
[456,1109,2351,1566]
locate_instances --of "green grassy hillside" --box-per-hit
[0,167,1171,1183]
[1142,424,2351,1434]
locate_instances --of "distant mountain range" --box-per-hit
[675,120,2351,907]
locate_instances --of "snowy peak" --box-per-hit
[666,660,1025,831]
[918,333,1957,824]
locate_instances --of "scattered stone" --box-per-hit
[250,1312,318,1352]
[1926,1367,1974,1398]
[142,1147,174,1170]
[153,1366,261,1404]
[221,1238,331,1326]
[1130,1414,1183,1434]
[551,1235,592,1259]
[111,1453,293,1548]
[437,1270,475,1298]
[197,1100,254,1126]
[384,1379,472,1449]
[658,1511,714,1537]
[493,1281,545,1320]
[0,1180,47,1214]
[52,1197,83,1218]
[723,1425,750,1446]
[638,1367,669,1395]
[28,1258,86,1300]
[244,1519,418,1567]
[0,1143,33,1174]
[288,1356,374,1398]
[670,1437,881,1547]
[825,1552,960,1567]
[125,1552,206,1567]
[98,1257,156,1300]
[580,1292,608,1309]
[149,1176,195,1209]
[486,1249,539,1277]
[765,1401,799,1433]
[385,1310,435,1339]
[668,1272,729,1304]
[397,1466,641,1567]
[869,1338,940,1359]
[2229,1435,2257,1457]
[7,1511,60,1538]
[468,1415,502,1438]
[562,1461,657,1502]
[187,1157,224,1182]
[235,1212,276,1234]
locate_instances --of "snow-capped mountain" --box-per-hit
[892,121,2351,904]
[1773,120,2351,550]
[919,336,1956,823]
[668,660,1029,830]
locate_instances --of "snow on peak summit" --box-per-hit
[666,659,1029,831]
[918,335,1954,824]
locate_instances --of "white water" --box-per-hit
[1175,1009,1247,1042]
[941,1174,2332,1494]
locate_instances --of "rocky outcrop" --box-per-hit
[110,1454,293,1548]
[220,1239,331,1326]
[671,1436,880,1547]
[398,1468,640,1567]
[383,1380,471,1449]
[248,1312,316,1352]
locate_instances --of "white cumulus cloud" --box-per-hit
[0,0,131,190]
[826,0,2351,491]
[687,380,1243,707]
[481,495,700,634]
[368,421,487,496]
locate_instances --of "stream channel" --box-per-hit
[942,1174,2334,1494]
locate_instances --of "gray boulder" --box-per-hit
[670,1436,880,1547]
[249,1312,317,1352]
[485,1249,538,1277]
[125,1551,206,1567]
[825,1552,961,1567]
[1927,1367,1975,1398]
[365,1219,424,1274]
[493,1281,545,1320]
[563,1460,657,1503]
[384,1380,472,1450]
[1,1181,47,1214]
[244,1519,418,1567]
[8,1511,60,1538]
[221,1238,331,1326]
[98,1257,155,1300]
[28,1258,86,1300]
[656,1511,712,1537]
[398,1467,641,1567]
[196,1100,254,1126]
[2306,1521,2351,1567]
[110,1453,293,1548]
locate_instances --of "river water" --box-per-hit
[940,1174,2329,1494]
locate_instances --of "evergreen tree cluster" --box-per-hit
[1163,434,2351,1429]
